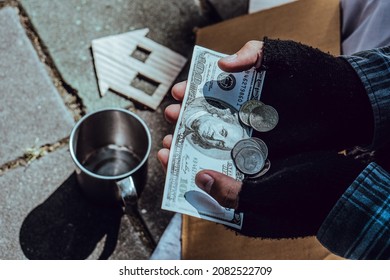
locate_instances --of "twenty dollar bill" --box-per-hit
[162,45,265,229]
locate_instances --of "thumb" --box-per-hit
[195,170,242,209]
[218,40,264,72]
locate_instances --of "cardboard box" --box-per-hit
[196,0,340,55]
[182,0,343,260]
[182,216,342,259]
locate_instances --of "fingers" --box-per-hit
[162,134,173,149]
[171,80,186,101]
[218,40,264,72]
[165,81,186,123]
[164,104,181,123]
[160,81,186,171]
[158,134,173,173]
[157,148,170,173]
[195,170,242,209]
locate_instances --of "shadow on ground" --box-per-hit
[19,173,124,260]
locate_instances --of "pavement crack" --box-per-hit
[3,0,86,121]
[0,138,69,176]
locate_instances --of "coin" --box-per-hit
[249,104,279,132]
[234,146,265,175]
[231,138,259,159]
[248,159,271,178]
[231,137,268,160]
[249,137,268,158]
[239,100,264,127]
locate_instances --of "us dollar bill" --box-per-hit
[162,45,265,229]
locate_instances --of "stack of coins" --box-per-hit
[238,100,279,132]
[231,137,271,178]
[231,100,279,178]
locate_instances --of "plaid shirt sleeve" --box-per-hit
[317,47,390,259]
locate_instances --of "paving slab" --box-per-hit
[0,147,152,260]
[19,0,219,112]
[0,7,74,166]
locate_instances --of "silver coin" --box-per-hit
[231,138,259,159]
[231,137,268,160]
[248,159,271,178]
[249,104,279,132]
[249,137,268,159]
[239,100,264,127]
[234,146,265,175]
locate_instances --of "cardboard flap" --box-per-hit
[182,216,342,260]
[196,0,340,55]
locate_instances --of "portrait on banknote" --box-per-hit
[182,97,248,160]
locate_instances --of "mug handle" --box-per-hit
[116,176,138,206]
[116,176,156,248]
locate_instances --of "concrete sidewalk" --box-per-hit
[0,0,247,259]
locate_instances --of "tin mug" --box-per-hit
[69,108,151,207]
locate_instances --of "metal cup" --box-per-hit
[69,108,151,207]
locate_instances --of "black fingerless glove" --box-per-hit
[374,140,390,173]
[257,38,374,157]
[235,150,368,238]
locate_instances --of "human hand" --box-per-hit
[160,127,367,239]
[158,38,373,168]
[157,39,373,239]
[229,150,367,238]
[219,39,374,157]
[157,80,243,209]
[189,148,371,239]
[157,80,186,173]
[157,41,266,173]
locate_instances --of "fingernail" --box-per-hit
[222,53,237,62]
[196,173,214,193]
[255,57,262,69]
